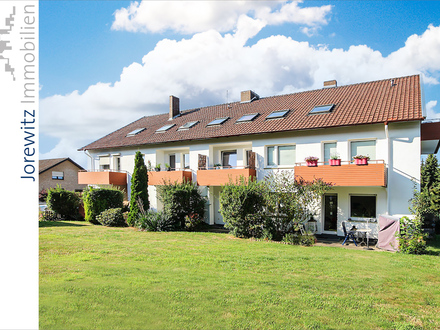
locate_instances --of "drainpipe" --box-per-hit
[84,149,94,171]
[385,122,390,215]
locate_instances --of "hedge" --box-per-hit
[82,187,124,224]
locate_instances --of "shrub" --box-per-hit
[398,216,427,254]
[127,151,149,226]
[185,213,204,231]
[157,180,206,230]
[39,209,58,222]
[39,189,48,202]
[96,208,126,227]
[46,186,81,219]
[135,199,174,231]
[82,186,124,224]
[219,177,267,238]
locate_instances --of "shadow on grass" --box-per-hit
[426,235,440,255]
[39,221,88,228]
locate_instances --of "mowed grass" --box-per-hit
[40,221,440,330]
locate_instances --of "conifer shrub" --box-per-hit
[96,208,126,227]
[127,151,149,226]
[82,186,124,224]
[46,186,81,219]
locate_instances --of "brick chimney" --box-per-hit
[241,90,259,103]
[323,80,337,88]
[169,95,180,119]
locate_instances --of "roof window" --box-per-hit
[178,121,199,130]
[207,117,229,126]
[309,104,334,114]
[236,113,259,123]
[266,109,290,120]
[155,124,175,133]
[126,128,146,137]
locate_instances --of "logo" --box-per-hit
[0,6,16,81]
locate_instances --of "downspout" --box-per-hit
[84,149,94,171]
[385,122,390,215]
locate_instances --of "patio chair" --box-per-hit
[342,221,357,246]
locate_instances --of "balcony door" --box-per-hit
[169,154,176,171]
[323,194,338,233]
[222,150,237,168]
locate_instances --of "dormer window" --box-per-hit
[126,128,146,137]
[156,124,175,133]
[207,117,229,126]
[309,104,334,114]
[266,109,290,120]
[236,113,259,123]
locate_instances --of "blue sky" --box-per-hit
[39,1,440,167]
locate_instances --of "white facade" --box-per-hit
[85,120,421,238]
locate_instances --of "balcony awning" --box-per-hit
[421,121,440,154]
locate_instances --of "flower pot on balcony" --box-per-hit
[329,159,341,166]
[306,160,318,167]
[354,158,368,165]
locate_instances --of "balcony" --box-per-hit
[78,170,127,186]
[294,160,387,187]
[197,166,257,186]
[148,170,192,185]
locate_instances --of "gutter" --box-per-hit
[384,121,390,215]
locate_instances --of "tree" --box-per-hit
[420,154,440,215]
[127,151,149,226]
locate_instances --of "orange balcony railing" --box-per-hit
[148,170,192,185]
[294,160,387,187]
[78,170,127,186]
[197,167,257,186]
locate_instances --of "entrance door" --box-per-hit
[324,194,338,232]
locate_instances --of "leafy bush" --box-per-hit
[82,186,124,224]
[157,180,206,230]
[46,186,81,219]
[96,208,126,227]
[281,233,316,246]
[398,216,427,254]
[185,213,204,231]
[127,151,149,226]
[39,189,48,202]
[39,209,58,221]
[219,177,267,238]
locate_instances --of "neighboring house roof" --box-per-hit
[79,74,423,151]
[39,158,85,174]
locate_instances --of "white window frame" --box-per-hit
[322,141,337,163]
[265,144,296,168]
[349,139,377,161]
[52,171,64,180]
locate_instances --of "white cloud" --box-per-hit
[111,1,332,35]
[41,20,440,168]
[426,100,440,119]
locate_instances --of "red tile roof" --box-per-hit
[39,158,84,174]
[79,75,423,151]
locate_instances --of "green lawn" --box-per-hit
[40,221,440,330]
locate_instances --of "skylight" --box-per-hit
[207,117,229,126]
[266,109,290,120]
[126,128,146,137]
[178,121,199,130]
[236,113,259,123]
[309,104,334,114]
[155,124,175,132]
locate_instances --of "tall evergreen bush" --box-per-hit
[127,151,149,226]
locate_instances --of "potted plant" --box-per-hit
[155,163,161,171]
[353,155,370,165]
[214,163,222,170]
[165,163,171,171]
[305,156,319,167]
[329,153,341,166]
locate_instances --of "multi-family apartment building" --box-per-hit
[78,74,440,237]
